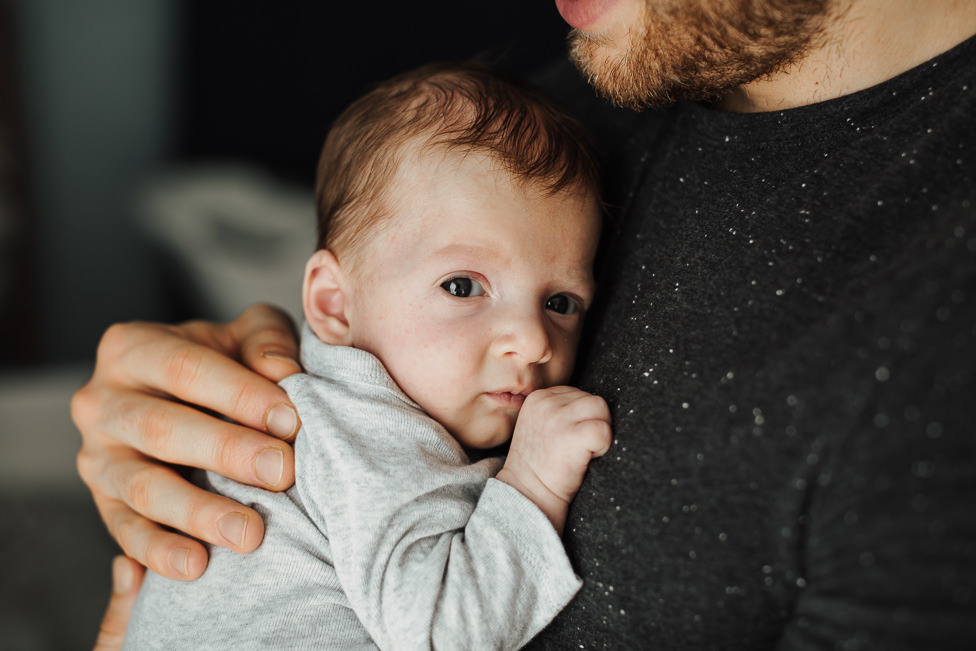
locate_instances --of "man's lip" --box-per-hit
[554,0,619,31]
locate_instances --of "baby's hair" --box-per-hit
[315,61,600,262]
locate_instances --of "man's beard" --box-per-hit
[569,0,833,109]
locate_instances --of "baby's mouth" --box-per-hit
[484,391,528,408]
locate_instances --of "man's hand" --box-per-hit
[71,304,302,580]
[496,387,612,534]
[93,556,145,651]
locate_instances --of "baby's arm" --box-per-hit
[496,387,613,535]
[298,375,605,649]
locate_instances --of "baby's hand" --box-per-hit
[496,387,612,534]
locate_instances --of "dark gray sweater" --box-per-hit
[529,35,976,650]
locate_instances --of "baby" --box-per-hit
[124,62,611,650]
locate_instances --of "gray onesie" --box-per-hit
[124,327,582,650]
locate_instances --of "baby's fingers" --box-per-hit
[563,392,611,424]
[556,392,611,457]
[571,416,614,458]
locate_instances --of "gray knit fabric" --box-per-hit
[123,326,582,650]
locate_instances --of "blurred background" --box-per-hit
[0,1,569,647]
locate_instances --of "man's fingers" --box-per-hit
[107,496,209,580]
[96,392,296,489]
[79,445,266,578]
[77,446,211,577]
[94,319,302,442]
[138,333,301,441]
[72,309,302,574]
[227,303,303,383]
[93,556,146,651]
[92,455,267,562]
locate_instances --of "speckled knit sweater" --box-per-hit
[529,34,976,651]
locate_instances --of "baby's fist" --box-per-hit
[498,387,612,532]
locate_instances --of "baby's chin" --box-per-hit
[449,414,517,454]
[463,439,512,462]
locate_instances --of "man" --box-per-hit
[77,0,976,648]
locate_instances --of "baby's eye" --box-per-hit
[545,294,579,315]
[441,277,485,298]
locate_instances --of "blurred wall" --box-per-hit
[1,4,574,647]
[6,0,570,366]
[12,0,177,364]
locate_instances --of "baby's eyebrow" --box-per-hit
[427,243,497,263]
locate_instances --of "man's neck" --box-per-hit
[717,0,976,113]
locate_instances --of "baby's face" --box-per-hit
[344,150,600,449]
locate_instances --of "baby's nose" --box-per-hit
[492,312,552,365]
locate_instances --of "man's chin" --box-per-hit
[566,0,832,111]
[568,27,677,111]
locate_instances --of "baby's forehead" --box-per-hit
[338,143,601,275]
[389,143,600,206]
[375,150,598,244]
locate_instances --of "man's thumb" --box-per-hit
[93,556,145,650]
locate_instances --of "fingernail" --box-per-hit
[112,556,134,594]
[169,548,190,577]
[255,447,284,487]
[261,351,302,371]
[266,403,298,439]
[218,512,249,549]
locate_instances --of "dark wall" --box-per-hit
[176,1,571,182]
[8,1,574,365]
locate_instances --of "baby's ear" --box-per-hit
[303,249,353,346]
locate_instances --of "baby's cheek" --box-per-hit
[408,357,471,409]
[547,350,577,387]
